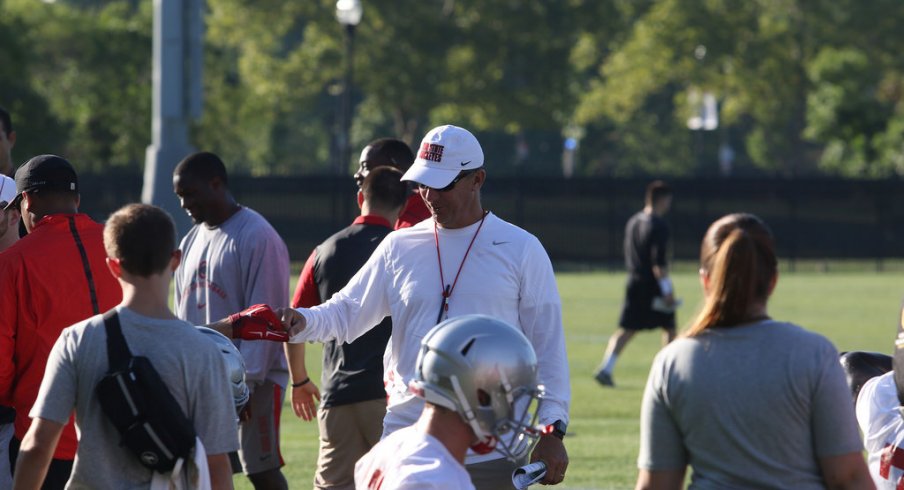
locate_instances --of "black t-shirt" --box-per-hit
[312,220,392,408]
[624,211,670,282]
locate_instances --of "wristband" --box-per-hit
[658,277,673,296]
[292,377,310,388]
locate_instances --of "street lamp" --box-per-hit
[335,0,362,175]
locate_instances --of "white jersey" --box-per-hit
[857,372,904,489]
[290,212,569,463]
[354,427,474,490]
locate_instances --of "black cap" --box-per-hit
[4,155,79,211]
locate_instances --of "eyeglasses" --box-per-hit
[418,169,479,193]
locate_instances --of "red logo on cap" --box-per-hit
[419,143,444,163]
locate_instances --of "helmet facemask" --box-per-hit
[412,317,546,462]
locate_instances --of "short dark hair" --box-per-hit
[0,106,11,136]
[174,151,229,186]
[104,204,177,277]
[364,138,415,171]
[362,166,408,212]
[645,180,672,206]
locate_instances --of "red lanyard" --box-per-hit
[434,211,488,324]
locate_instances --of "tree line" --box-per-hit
[2,0,902,178]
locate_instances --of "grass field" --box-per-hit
[235,269,903,489]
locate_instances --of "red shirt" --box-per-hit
[0,214,121,459]
[395,194,431,229]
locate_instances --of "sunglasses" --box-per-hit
[417,169,479,193]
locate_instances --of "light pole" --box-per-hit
[335,0,362,175]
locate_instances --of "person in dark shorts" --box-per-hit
[595,181,675,387]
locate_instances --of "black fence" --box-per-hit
[79,172,904,267]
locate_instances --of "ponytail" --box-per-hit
[685,214,776,337]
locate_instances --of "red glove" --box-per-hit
[228,304,289,342]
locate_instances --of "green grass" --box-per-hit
[234,270,903,489]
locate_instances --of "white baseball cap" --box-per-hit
[401,125,484,189]
[0,175,15,207]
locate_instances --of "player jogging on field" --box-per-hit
[595,180,675,387]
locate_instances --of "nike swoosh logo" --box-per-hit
[492,240,509,246]
[460,160,471,167]
[197,303,206,309]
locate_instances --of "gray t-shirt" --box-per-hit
[174,207,289,388]
[31,306,239,489]
[639,319,863,489]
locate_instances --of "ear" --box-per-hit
[471,168,486,190]
[699,268,710,294]
[106,257,123,279]
[356,190,364,209]
[7,130,15,149]
[7,207,20,225]
[170,249,182,272]
[210,175,226,192]
[767,270,779,297]
[21,191,32,211]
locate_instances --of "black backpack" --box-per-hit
[94,310,197,473]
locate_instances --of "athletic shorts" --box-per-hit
[233,380,285,475]
[619,277,675,330]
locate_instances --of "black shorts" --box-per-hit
[618,278,675,330]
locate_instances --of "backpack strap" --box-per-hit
[68,216,100,315]
[103,310,132,372]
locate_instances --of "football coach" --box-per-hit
[280,125,570,488]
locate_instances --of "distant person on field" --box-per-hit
[0,174,20,251]
[287,167,407,490]
[12,204,238,489]
[0,106,16,177]
[0,173,20,488]
[635,213,872,489]
[0,155,122,489]
[172,151,290,490]
[353,137,430,229]
[355,315,546,490]
[595,180,676,387]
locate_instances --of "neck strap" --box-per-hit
[434,211,489,324]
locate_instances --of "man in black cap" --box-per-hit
[0,155,121,489]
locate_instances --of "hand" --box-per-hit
[278,307,307,338]
[228,304,288,342]
[238,403,252,423]
[664,293,676,307]
[531,433,569,485]
[291,380,321,421]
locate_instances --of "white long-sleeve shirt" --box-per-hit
[291,212,570,462]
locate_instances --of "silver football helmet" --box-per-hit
[197,326,250,413]
[409,314,545,461]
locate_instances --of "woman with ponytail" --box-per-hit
[635,213,872,490]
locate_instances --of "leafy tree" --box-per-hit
[5,0,151,171]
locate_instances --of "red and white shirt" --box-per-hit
[354,426,474,490]
[858,372,904,489]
